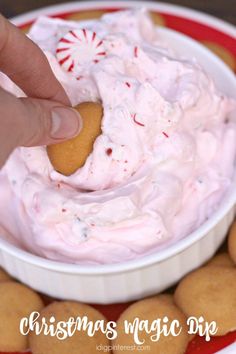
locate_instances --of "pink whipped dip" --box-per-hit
[0,9,235,264]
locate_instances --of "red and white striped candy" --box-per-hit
[56,29,106,73]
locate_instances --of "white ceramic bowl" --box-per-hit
[0,1,236,305]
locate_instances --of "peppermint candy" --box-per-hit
[56,29,106,74]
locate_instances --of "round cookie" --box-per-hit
[66,10,106,21]
[47,102,103,176]
[0,282,44,352]
[174,266,236,336]
[113,294,189,354]
[205,252,235,268]
[201,41,236,72]
[228,222,236,264]
[150,12,166,27]
[29,301,111,354]
[0,267,12,282]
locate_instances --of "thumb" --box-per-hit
[0,87,82,167]
[19,97,82,147]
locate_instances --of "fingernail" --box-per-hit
[50,107,82,139]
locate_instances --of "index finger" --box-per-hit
[0,13,70,105]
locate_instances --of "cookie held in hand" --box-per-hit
[47,102,103,176]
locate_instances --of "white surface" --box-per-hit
[217,342,236,354]
[0,0,235,314]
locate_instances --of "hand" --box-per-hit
[0,14,82,168]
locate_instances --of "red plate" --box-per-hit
[5,2,236,353]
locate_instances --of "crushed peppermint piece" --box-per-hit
[162,132,169,138]
[106,148,113,156]
[131,113,145,127]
